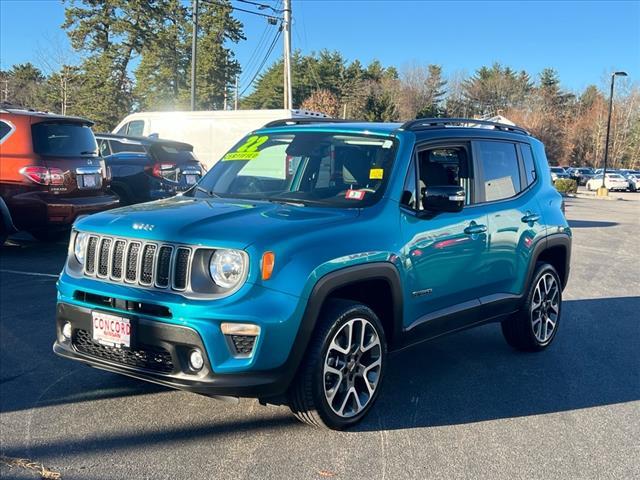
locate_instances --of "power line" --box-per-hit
[237,0,283,12]
[200,0,282,21]
[241,22,272,83]
[239,27,282,97]
[239,0,282,85]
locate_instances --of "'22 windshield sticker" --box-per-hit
[223,135,269,160]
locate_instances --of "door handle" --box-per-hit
[521,212,540,223]
[464,223,487,235]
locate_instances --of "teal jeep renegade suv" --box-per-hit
[54,118,571,430]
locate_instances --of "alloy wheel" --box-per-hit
[530,273,560,343]
[322,317,382,418]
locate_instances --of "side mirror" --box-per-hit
[420,186,465,215]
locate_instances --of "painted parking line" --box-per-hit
[0,269,59,279]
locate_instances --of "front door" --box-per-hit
[399,143,489,337]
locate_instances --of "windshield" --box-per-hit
[190,132,398,207]
[32,122,97,156]
[550,167,565,173]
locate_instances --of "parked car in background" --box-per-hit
[0,104,118,244]
[55,117,571,430]
[112,109,327,168]
[550,166,570,182]
[585,173,629,191]
[567,167,594,186]
[620,171,640,192]
[95,134,204,205]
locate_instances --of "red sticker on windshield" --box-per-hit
[345,189,365,200]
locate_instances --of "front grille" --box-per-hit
[111,240,126,279]
[173,248,190,290]
[231,335,256,355]
[140,244,156,285]
[98,238,111,277]
[125,242,141,282]
[73,329,173,373]
[83,235,192,292]
[156,246,172,288]
[85,237,98,274]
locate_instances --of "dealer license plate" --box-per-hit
[92,311,131,348]
[83,174,97,187]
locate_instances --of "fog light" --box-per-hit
[62,322,72,340]
[189,349,204,371]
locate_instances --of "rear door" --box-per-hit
[472,139,546,299]
[31,120,105,197]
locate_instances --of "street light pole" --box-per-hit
[601,71,628,190]
[190,0,199,111]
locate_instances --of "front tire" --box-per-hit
[288,300,387,430]
[502,263,562,352]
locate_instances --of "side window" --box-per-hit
[520,143,537,186]
[98,139,111,156]
[0,120,14,144]
[475,141,521,202]
[115,122,129,135]
[417,146,472,206]
[127,120,144,137]
[110,140,145,154]
[400,157,417,209]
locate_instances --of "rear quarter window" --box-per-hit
[0,120,15,144]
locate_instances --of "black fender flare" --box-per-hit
[0,196,17,234]
[269,262,404,397]
[527,233,572,292]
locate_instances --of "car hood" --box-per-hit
[75,196,360,249]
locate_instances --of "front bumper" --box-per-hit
[54,302,294,398]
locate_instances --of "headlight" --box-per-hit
[209,249,246,289]
[74,232,89,264]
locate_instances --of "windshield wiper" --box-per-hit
[194,186,221,199]
[268,198,307,207]
[80,151,97,155]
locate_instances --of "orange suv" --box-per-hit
[0,105,119,244]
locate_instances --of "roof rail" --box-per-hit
[262,117,357,128]
[400,117,529,135]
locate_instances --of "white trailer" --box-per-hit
[112,109,328,168]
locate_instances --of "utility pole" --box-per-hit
[190,0,199,111]
[283,0,292,110]
[234,75,239,110]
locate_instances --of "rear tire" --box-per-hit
[502,263,562,352]
[287,299,387,430]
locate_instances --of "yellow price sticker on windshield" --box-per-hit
[223,135,269,161]
[369,168,384,180]
[223,151,260,161]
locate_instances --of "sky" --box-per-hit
[1,0,638,94]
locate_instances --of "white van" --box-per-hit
[112,109,328,168]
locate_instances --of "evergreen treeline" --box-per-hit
[1,1,638,169]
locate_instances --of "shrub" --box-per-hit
[554,178,578,194]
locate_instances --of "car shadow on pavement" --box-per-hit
[568,219,618,228]
[355,296,640,432]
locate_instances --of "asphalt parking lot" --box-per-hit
[1,195,639,480]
